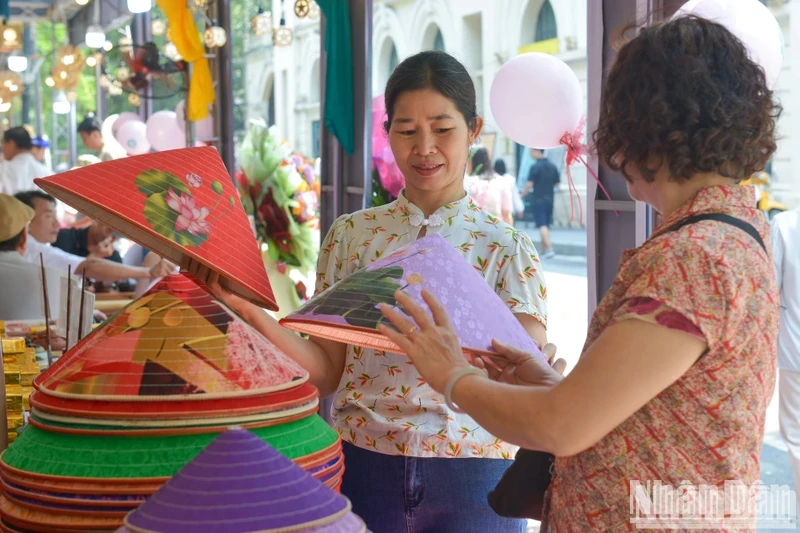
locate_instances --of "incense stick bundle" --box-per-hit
[39,254,52,367]
[78,267,88,342]
[65,266,72,351]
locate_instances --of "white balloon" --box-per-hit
[490,53,583,149]
[674,0,783,89]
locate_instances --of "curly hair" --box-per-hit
[593,16,781,182]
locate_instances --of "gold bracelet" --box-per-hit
[444,366,485,414]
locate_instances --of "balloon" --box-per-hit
[175,99,214,140]
[116,120,150,155]
[112,112,141,139]
[490,53,582,149]
[674,0,783,89]
[146,110,186,152]
[101,114,127,155]
[101,114,118,140]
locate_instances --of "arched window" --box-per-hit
[535,0,557,42]
[389,43,399,73]
[433,29,445,52]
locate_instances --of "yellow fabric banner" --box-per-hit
[156,0,214,121]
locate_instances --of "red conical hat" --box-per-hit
[34,147,277,310]
[34,274,307,401]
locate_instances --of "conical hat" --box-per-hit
[35,274,307,401]
[34,147,277,310]
[281,233,544,360]
[122,427,353,533]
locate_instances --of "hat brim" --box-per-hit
[30,382,318,419]
[1,416,338,480]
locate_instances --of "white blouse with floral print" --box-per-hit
[315,190,548,459]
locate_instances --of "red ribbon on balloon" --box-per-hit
[559,116,617,226]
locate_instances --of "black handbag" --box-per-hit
[487,448,553,520]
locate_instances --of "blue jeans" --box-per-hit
[341,442,527,533]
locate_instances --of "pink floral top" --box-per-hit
[316,190,548,458]
[544,185,779,532]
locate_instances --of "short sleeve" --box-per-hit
[314,214,352,295]
[618,239,744,348]
[610,297,704,339]
[498,231,548,327]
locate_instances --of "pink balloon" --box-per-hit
[116,120,150,155]
[112,112,140,139]
[146,110,186,152]
[175,99,214,140]
[675,0,783,89]
[490,53,582,149]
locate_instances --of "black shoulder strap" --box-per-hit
[664,213,767,253]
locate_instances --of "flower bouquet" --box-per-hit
[237,124,320,312]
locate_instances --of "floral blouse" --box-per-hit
[315,190,548,459]
[545,185,779,532]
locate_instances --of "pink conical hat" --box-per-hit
[35,274,308,401]
[281,233,544,360]
[121,427,360,533]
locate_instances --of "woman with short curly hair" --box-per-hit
[377,15,781,531]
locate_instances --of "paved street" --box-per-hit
[523,235,796,532]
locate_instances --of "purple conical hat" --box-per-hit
[119,512,370,532]
[122,427,353,533]
[281,233,545,361]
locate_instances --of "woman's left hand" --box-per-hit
[379,289,474,394]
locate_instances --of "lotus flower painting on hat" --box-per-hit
[281,233,544,361]
[36,274,307,400]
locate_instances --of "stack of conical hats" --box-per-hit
[0,149,343,533]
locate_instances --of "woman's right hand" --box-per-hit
[181,258,261,321]
[476,340,567,387]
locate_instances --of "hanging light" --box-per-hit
[53,91,71,115]
[85,0,105,49]
[127,0,152,13]
[272,0,292,46]
[45,76,55,87]
[273,20,292,46]
[7,52,27,73]
[86,55,97,67]
[151,19,166,36]
[85,24,105,49]
[251,6,271,36]
[75,0,89,5]
[0,102,11,113]
[204,22,227,48]
[164,42,182,62]
[294,0,309,18]
[103,40,113,51]
[307,0,320,19]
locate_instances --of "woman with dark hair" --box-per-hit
[206,50,547,532]
[378,16,780,531]
[466,146,513,224]
[494,158,525,224]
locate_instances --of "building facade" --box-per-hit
[244,0,798,227]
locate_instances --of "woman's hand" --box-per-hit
[485,340,566,387]
[379,289,472,394]
[181,258,260,321]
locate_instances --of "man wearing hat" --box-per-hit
[0,127,52,195]
[0,194,58,320]
[31,136,52,169]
